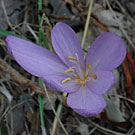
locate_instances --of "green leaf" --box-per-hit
[104,94,125,122]
[0,29,27,40]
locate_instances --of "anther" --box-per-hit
[77,79,86,86]
[88,64,92,70]
[64,68,75,73]
[90,73,97,80]
[75,76,80,79]
[68,56,78,61]
[62,77,72,84]
[85,76,90,81]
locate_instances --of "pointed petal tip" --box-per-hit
[5,35,78,94]
[52,22,66,30]
[101,32,127,53]
[55,22,70,27]
[5,35,19,43]
[5,35,13,47]
[5,35,67,78]
[52,22,71,35]
[5,35,13,40]
[5,35,22,48]
[55,22,65,26]
[5,35,16,56]
[86,31,126,71]
[51,22,84,69]
[99,32,127,54]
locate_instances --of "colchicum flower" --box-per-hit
[5,22,126,117]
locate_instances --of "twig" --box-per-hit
[46,14,71,19]
[0,39,6,46]
[122,59,132,100]
[51,93,67,135]
[0,86,13,103]
[0,98,34,121]
[42,83,69,135]
[1,0,12,28]
[91,13,109,32]
[88,120,126,135]
[88,127,97,135]
[42,13,54,51]
[0,58,56,98]
[109,94,135,104]
[25,23,38,43]
[105,0,135,51]
[81,0,93,48]
[51,103,63,135]
[41,126,47,135]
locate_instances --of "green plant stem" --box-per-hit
[38,1,65,134]
[41,29,49,49]
[38,0,45,129]
[38,0,42,45]
[39,95,45,126]
[38,0,42,11]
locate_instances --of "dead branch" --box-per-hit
[0,58,56,98]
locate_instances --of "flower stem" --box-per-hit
[38,0,47,135]
[39,95,45,126]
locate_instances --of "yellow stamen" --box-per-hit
[80,81,86,86]
[90,73,97,80]
[62,77,72,84]
[77,79,86,86]
[75,76,80,79]
[88,64,92,70]
[68,56,78,61]
[64,68,75,73]
[85,76,90,81]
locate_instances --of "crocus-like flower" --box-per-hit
[5,22,126,117]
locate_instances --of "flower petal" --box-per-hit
[86,32,126,71]
[67,86,106,117]
[5,35,67,78]
[51,22,85,70]
[43,74,81,93]
[6,36,80,93]
[87,71,114,94]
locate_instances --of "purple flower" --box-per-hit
[5,22,126,117]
